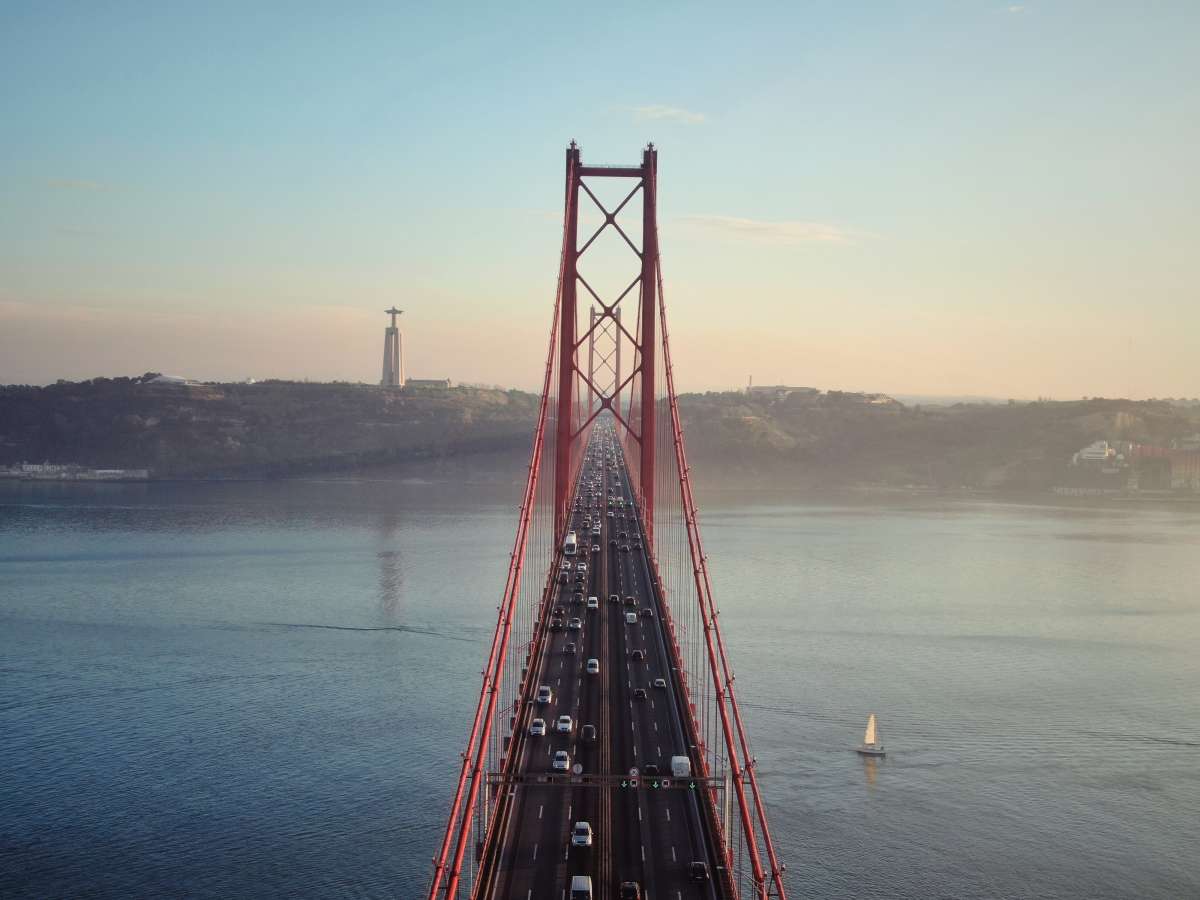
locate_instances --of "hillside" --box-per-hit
[0,375,539,478]
[3,376,1198,490]
[675,391,1200,491]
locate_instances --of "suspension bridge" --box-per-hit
[429,143,787,899]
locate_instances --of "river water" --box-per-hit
[1,477,1197,898]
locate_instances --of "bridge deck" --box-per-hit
[476,420,727,898]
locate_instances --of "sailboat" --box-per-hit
[856,713,886,757]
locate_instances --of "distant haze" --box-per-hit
[2,5,1197,398]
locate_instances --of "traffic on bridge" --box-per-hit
[479,420,722,898]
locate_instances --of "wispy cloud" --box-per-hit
[1006,4,1025,12]
[630,104,706,125]
[45,177,110,192]
[678,215,868,246]
[516,207,564,224]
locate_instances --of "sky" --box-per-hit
[1,1,1197,398]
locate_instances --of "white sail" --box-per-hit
[864,713,877,746]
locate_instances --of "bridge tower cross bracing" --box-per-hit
[554,143,658,545]
[586,305,623,424]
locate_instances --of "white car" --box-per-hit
[568,617,582,630]
[530,717,547,736]
[653,678,667,689]
[536,685,553,704]
[587,596,599,610]
[591,544,600,553]
[586,658,600,675]
[571,821,594,848]
[556,714,573,734]
[552,750,570,771]
[576,562,587,572]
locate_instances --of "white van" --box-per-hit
[625,612,638,624]
[570,874,593,899]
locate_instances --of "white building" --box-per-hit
[1073,440,1115,464]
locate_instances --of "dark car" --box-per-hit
[619,883,641,900]
[633,688,647,700]
[609,539,618,547]
[554,606,565,617]
[642,763,660,776]
[631,649,645,662]
[558,572,568,585]
[550,618,564,631]
[573,591,584,602]
[640,608,654,618]
[689,861,710,882]
[609,593,619,604]
[624,595,636,606]
[581,724,597,743]
[620,544,630,552]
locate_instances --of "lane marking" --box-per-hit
[539,804,544,819]
[641,844,645,862]
[672,846,677,861]
[532,842,538,860]
[666,808,671,822]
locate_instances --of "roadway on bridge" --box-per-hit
[482,420,724,899]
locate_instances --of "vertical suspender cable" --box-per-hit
[650,159,787,896]
[428,155,574,900]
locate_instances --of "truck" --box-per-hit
[670,755,691,778]
[563,531,578,556]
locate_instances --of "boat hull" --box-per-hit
[856,746,886,757]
